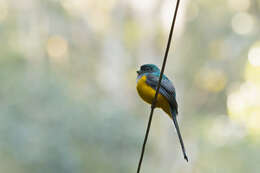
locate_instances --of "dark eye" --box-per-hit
[141,66,151,71]
[145,67,151,71]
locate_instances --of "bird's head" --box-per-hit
[137,64,160,76]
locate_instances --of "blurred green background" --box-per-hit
[1,0,260,172]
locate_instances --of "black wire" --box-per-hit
[136,0,181,172]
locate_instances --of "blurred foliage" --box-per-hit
[0,0,260,172]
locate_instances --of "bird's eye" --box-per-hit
[141,66,152,71]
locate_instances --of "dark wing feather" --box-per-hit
[146,73,178,114]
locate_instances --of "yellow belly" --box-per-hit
[136,75,171,116]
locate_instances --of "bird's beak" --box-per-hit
[136,70,140,75]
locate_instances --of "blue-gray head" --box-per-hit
[137,64,160,76]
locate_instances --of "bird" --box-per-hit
[136,64,188,162]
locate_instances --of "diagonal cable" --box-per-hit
[136,0,181,172]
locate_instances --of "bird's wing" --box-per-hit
[146,73,178,114]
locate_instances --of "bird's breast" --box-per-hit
[136,75,171,116]
[136,75,155,104]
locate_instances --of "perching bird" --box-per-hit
[136,64,188,162]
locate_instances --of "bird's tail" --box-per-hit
[170,108,188,162]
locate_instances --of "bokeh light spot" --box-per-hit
[227,82,260,135]
[246,110,260,136]
[227,91,247,122]
[46,35,68,62]
[231,12,255,35]
[248,41,260,67]
[245,62,260,85]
